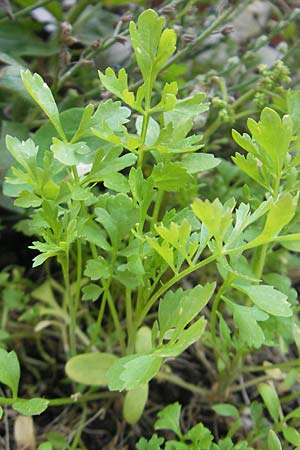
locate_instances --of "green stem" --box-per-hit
[203,117,221,143]
[137,253,218,327]
[85,291,107,352]
[210,280,228,343]
[125,288,133,353]
[70,406,87,450]
[0,0,52,23]
[156,372,207,396]
[62,254,76,356]
[74,239,82,319]
[242,359,300,373]
[232,87,256,109]
[251,243,268,279]
[229,374,273,393]
[0,392,118,407]
[151,189,164,231]
[106,289,126,354]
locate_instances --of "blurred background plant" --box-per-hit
[1,1,300,449]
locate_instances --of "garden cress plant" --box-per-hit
[0,8,300,449]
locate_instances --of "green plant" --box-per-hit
[136,402,254,450]
[1,7,300,449]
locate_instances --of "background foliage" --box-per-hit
[0,1,300,449]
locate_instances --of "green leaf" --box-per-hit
[185,423,214,448]
[37,443,53,450]
[282,426,300,446]
[0,406,3,420]
[0,348,20,398]
[181,153,220,174]
[84,257,110,281]
[285,406,300,420]
[135,326,153,354]
[192,198,234,250]
[107,354,162,391]
[158,284,215,341]
[65,353,118,386]
[268,430,282,450]
[95,193,138,247]
[129,10,176,87]
[85,146,136,186]
[123,383,149,424]
[21,70,65,140]
[249,193,297,246]
[154,402,182,437]
[45,432,68,449]
[258,382,280,423]
[12,398,49,416]
[231,152,268,189]
[152,162,190,192]
[51,138,92,166]
[227,302,268,348]
[91,99,130,133]
[212,404,239,419]
[164,93,209,139]
[6,136,38,171]
[156,317,207,357]
[14,191,42,208]
[98,68,137,110]
[136,434,164,450]
[128,167,154,223]
[151,82,178,113]
[82,284,103,302]
[247,107,293,173]
[287,89,300,134]
[234,284,292,317]
[80,221,111,251]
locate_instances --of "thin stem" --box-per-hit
[203,117,221,143]
[0,392,118,407]
[125,288,133,353]
[157,372,207,396]
[137,253,218,327]
[0,0,52,23]
[106,289,126,354]
[69,406,87,450]
[242,359,300,373]
[229,374,273,393]
[85,292,107,352]
[151,190,164,231]
[251,243,268,280]
[74,239,82,320]
[210,280,228,343]
[62,254,76,356]
[232,88,256,109]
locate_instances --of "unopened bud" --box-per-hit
[120,13,133,22]
[182,33,195,43]
[221,26,234,36]
[115,35,128,45]
[91,39,101,49]
[161,6,176,15]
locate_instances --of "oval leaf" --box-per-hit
[65,352,117,386]
[235,284,292,317]
[0,348,20,398]
[13,398,49,415]
[123,383,149,424]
